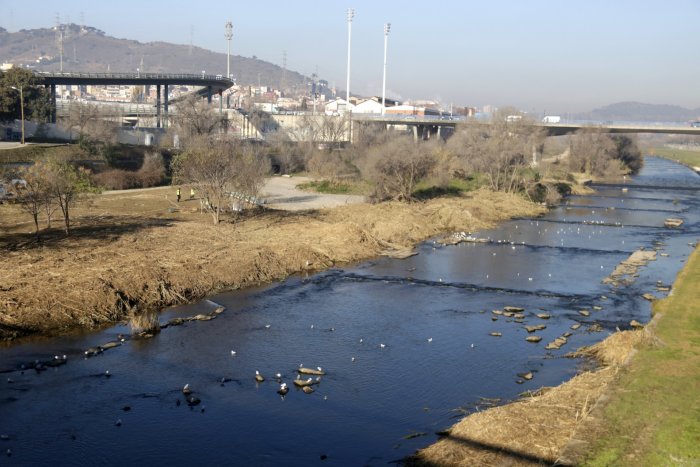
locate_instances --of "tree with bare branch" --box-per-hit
[170,95,223,143]
[10,162,51,238]
[44,158,96,235]
[172,138,269,224]
[360,136,435,202]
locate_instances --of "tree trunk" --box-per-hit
[33,212,40,239]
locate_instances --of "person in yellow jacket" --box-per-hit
[176,187,181,203]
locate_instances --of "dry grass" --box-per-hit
[129,310,161,334]
[409,330,646,467]
[0,187,545,339]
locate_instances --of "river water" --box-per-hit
[1,157,698,465]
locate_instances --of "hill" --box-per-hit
[0,24,309,94]
[577,101,700,123]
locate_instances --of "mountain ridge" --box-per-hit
[0,24,309,94]
[575,101,700,123]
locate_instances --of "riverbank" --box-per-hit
[0,187,545,340]
[409,246,700,466]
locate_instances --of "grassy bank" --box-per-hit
[651,147,700,168]
[0,143,78,164]
[0,187,545,339]
[583,247,700,465]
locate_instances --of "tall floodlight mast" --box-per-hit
[346,8,354,110]
[381,22,390,115]
[225,21,233,80]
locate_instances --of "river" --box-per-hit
[1,157,698,465]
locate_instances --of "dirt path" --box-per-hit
[99,176,366,211]
[260,175,365,210]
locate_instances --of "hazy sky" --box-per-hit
[1,0,699,113]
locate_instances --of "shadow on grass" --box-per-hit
[404,433,566,466]
[413,185,466,200]
[0,216,180,250]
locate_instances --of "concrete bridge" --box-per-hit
[351,114,700,139]
[34,71,234,127]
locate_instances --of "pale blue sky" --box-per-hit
[1,0,698,113]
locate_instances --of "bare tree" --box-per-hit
[10,162,51,238]
[445,110,545,193]
[568,128,619,177]
[172,138,269,225]
[45,158,95,235]
[360,137,435,202]
[318,115,350,149]
[62,101,119,162]
[170,95,223,143]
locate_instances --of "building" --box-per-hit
[352,97,400,114]
[385,104,440,117]
[324,98,353,115]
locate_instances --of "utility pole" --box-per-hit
[225,21,233,80]
[346,8,354,110]
[58,25,65,72]
[281,50,287,94]
[381,23,390,116]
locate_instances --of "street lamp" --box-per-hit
[346,8,354,110]
[381,22,390,116]
[10,85,25,145]
[225,21,233,80]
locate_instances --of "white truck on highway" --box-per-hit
[542,115,561,123]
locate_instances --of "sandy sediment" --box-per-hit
[0,189,545,339]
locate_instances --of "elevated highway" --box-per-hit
[351,114,700,138]
[33,71,234,127]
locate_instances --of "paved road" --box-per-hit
[261,176,365,211]
[0,142,30,150]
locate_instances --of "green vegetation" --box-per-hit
[0,144,79,164]
[413,176,486,199]
[584,247,700,466]
[0,67,52,123]
[651,147,700,168]
[296,179,367,195]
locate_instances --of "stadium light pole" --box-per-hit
[225,21,233,80]
[381,22,390,116]
[10,85,25,145]
[346,8,354,111]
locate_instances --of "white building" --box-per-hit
[324,98,353,115]
[352,98,384,114]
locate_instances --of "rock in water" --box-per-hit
[186,396,201,406]
[298,367,326,376]
[526,336,542,343]
[664,218,683,228]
